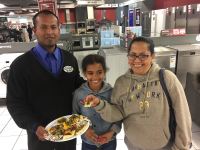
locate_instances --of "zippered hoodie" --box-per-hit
[95,63,192,150]
[73,82,121,146]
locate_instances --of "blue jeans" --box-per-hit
[82,139,117,150]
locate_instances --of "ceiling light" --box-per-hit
[9,12,15,16]
[0,4,6,8]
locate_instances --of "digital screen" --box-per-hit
[77,23,86,28]
[85,40,90,46]
[73,41,81,47]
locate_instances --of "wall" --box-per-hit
[58,9,76,23]
[94,9,103,22]
[69,9,76,22]
[155,0,200,9]
[105,8,116,23]
[58,9,66,23]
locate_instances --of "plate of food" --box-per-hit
[45,114,90,142]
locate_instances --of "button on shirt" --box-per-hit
[32,44,62,76]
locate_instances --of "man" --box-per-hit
[6,10,84,150]
[27,24,33,41]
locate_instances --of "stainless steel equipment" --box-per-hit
[86,19,95,33]
[166,44,200,88]
[175,5,187,29]
[187,4,200,34]
[77,22,86,35]
[154,46,177,73]
[165,7,175,29]
[185,72,200,126]
[99,46,128,86]
[82,36,93,49]
[72,34,100,51]
[141,11,151,37]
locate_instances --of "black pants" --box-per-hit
[27,131,76,150]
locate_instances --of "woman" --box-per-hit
[82,37,192,150]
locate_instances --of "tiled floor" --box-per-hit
[0,106,200,150]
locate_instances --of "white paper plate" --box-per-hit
[45,114,90,142]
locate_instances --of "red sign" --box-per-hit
[37,0,58,16]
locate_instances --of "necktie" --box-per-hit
[47,53,57,74]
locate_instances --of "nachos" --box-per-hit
[46,114,90,141]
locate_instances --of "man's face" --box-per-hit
[33,15,60,51]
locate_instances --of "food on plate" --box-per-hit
[46,114,89,141]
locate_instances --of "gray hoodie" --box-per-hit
[73,82,121,146]
[95,63,192,150]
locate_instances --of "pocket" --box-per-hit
[124,119,169,149]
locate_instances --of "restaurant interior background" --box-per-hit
[0,0,200,149]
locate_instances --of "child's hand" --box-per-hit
[84,127,98,143]
[97,130,115,145]
[81,95,100,107]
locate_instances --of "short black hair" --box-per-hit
[82,54,107,73]
[128,36,155,54]
[32,10,59,28]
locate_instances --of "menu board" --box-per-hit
[37,0,58,16]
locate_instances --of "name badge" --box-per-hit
[63,66,74,73]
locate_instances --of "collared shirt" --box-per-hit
[32,43,62,76]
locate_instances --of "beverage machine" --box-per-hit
[187,4,200,34]
[141,11,151,37]
[165,7,176,29]
[151,9,166,37]
[175,5,187,29]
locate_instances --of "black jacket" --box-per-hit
[6,49,84,133]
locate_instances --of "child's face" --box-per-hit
[84,63,105,91]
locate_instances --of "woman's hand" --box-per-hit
[97,130,115,145]
[35,126,48,141]
[82,95,100,107]
[84,127,98,144]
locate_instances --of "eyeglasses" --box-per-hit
[127,53,150,61]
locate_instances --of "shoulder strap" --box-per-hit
[159,69,177,144]
[159,68,173,108]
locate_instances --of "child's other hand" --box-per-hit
[84,127,98,143]
[97,130,115,145]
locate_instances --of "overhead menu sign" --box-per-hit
[119,0,144,7]
[76,0,104,5]
[37,0,58,16]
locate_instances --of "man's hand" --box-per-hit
[35,126,48,141]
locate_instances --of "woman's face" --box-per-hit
[128,41,155,75]
[84,63,105,92]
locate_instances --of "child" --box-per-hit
[73,54,121,150]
